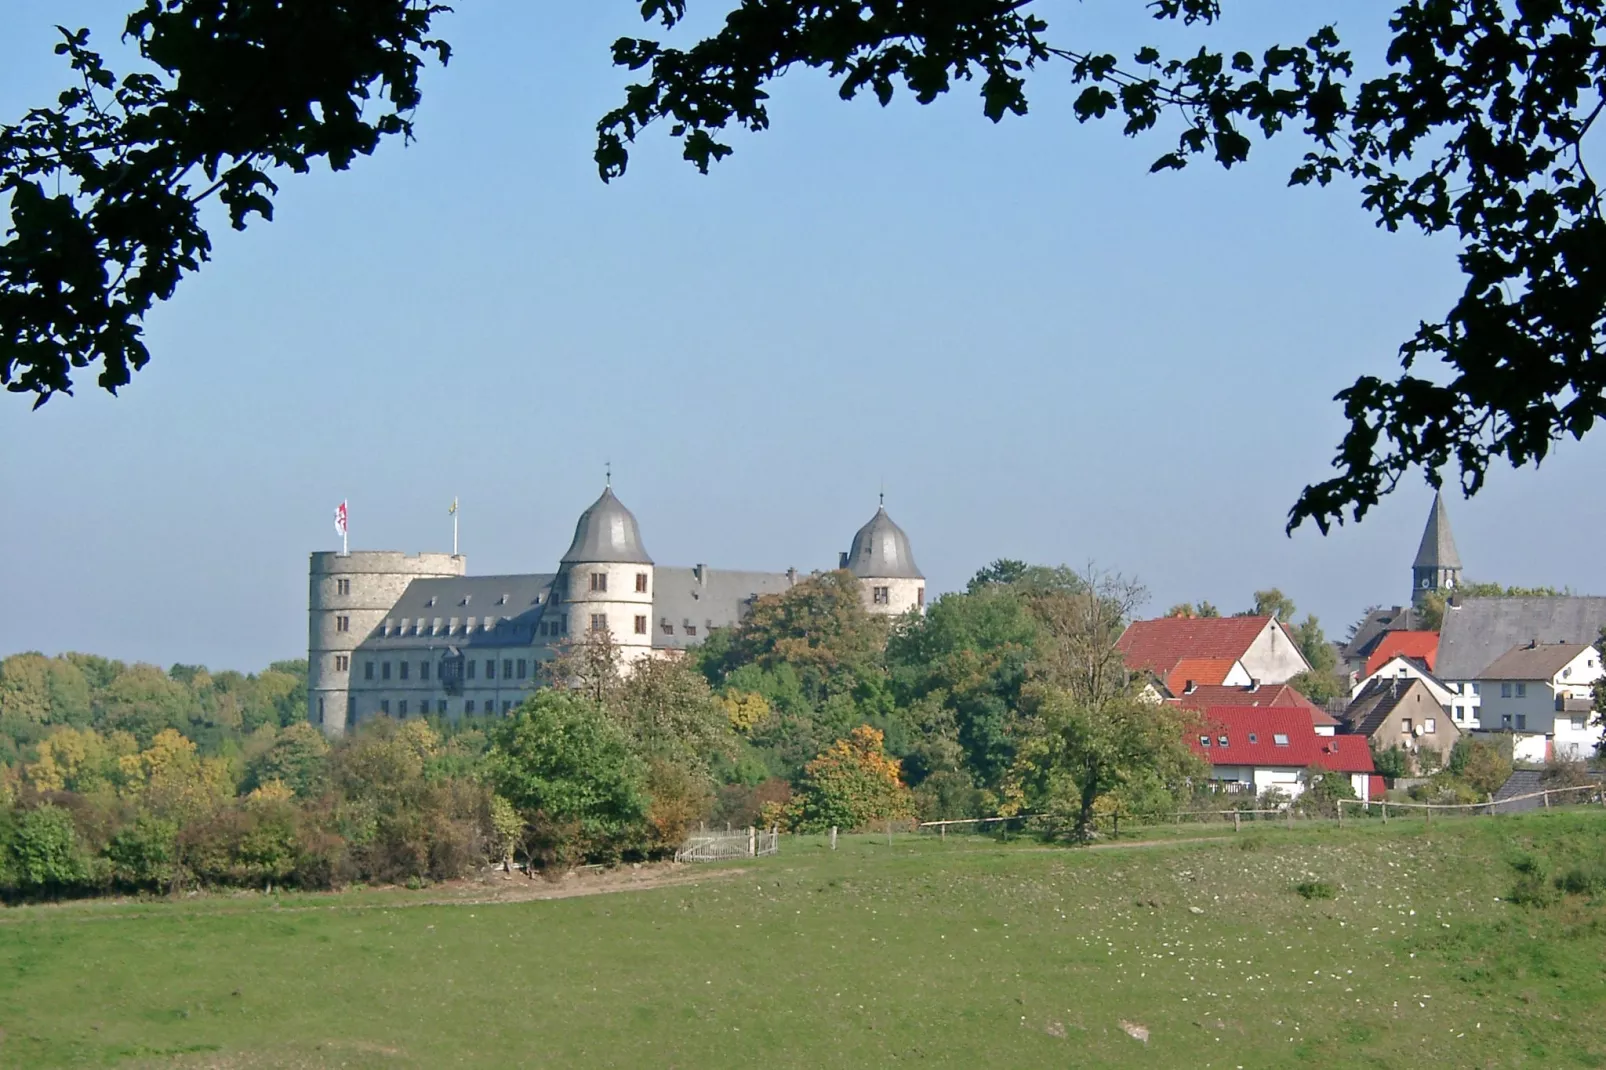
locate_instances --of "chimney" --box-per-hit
[693,564,707,586]
[1183,680,1196,694]
[786,567,798,585]
[839,551,849,569]
[1247,679,1260,693]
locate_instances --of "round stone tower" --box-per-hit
[554,486,656,666]
[308,550,465,735]
[843,500,925,616]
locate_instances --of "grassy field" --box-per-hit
[1,811,1604,1069]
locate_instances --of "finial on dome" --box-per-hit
[605,459,611,488]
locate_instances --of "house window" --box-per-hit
[398,700,408,717]
[1471,683,1480,696]
[334,654,349,672]
[336,578,351,595]
[336,615,350,633]
[591,613,608,633]
[465,700,475,714]
[636,572,649,593]
[516,659,527,680]
[1571,715,1587,730]
[590,572,607,593]
[1217,735,1229,747]
[399,661,410,681]
[873,586,890,605]
[364,662,374,681]
[1273,734,1290,746]
[486,659,496,680]
[382,661,391,681]
[1501,714,1513,727]
[381,700,390,715]
[503,659,513,679]
[1424,718,1436,734]
[1515,714,1527,731]
[635,615,648,635]
[420,661,430,681]
[1401,718,1412,733]
[1452,704,1462,721]
[1199,735,1211,747]
[467,659,476,680]
[1515,683,1527,698]
[1501,682,1512,698]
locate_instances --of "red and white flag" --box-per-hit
[334,500,348,537]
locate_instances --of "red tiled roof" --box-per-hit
[1188,707,1322,767]
[1170,682,1338,727]
[1118,616,1273,677]
[1364,631,1439,676]
[1313,734,1376,774]
[1163,658,1241,694]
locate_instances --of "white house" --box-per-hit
[1474,642,1602,762]
[1351,653,1458,712]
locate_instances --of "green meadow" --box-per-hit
[2,812,1603,1069]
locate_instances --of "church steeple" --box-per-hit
[1412,491,1462,606]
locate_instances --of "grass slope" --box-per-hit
[1,812,1604,1069]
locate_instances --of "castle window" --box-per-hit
[317,697,325,722]
[437,700,447,715]
[465,700,475,714]
[382,661,391,680]
[635,573,648,593]
[420,660,430,681]
[917,587,925,607]
[662,621,674,635]
[486,659,497,680]
[516,659,527,680]
[635,615,647,635]
[685,623,697,637]
[590,572,607,593]
[399,661,410,681]
[873,586,890,605]
[334,654,349,672]
[466,659,476,680]
[503,659,513,679]
[364,662,374,681]
[502,701,512,714]
[398,700,408,717]
[381,700,390,716]
[336,615,350,633]
[590,614,608,633]
[336,578,351,595]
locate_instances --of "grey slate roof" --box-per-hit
[561,487,652,565]
[845,506,923,579]
[1414,491,1462,569]
[356,573,556,650]
[1436,597,1606,680]
[650,566,798,651]
[1340,605,1424,662]
[1342,676,1436,738]
[1478,642,1591,681]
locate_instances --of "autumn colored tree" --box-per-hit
[715,571,888,703]
[786,726,914,833]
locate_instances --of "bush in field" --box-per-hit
[1449,738,1512,797]
[786,726,914,832]
[1371,745,1412,780]
[106,816,179,892]
[712,777,792,829]
[913,770,984,822]
[1295,765,1357,818]
[644,759,714,854]
[488,691,649,867]
[2,804,95,898]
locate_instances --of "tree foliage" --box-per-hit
[786,726,913,833]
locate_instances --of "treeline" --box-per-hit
[0,563,1217,900]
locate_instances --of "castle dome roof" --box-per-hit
[846,505,922,580]
[561,487,652,565]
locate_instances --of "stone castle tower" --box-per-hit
[842,499,925,616]
[553,486,656,666]
[308,550,465,733]
[1411,490,1462,608]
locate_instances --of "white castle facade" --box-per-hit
[307,487,925,734]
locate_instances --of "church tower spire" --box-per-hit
[1412,490,1462,607]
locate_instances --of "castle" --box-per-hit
[307,487,925,734]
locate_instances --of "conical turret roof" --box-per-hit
[847,505,922,579]
[1414,491,1461,570]
[561,487,652,565]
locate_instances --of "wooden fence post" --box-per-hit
[1286,807,1294,830]
[830,826,838,850]
[748,826,756,857]
[1338,801,1344,828]
[1425,805,1432,827]
[940,822,946,841]
[1543,790,1551,809]
[1233,811,1241,833]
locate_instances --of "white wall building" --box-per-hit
[1474,642,1602,762]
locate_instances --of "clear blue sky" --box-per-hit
[3,1,1603,672]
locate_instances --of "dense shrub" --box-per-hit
[786,726,914,832]
[2,804,96,898]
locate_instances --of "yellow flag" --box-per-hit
[448,497,458,515]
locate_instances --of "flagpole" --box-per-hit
[453,505,459,556]
[343,504,348,556]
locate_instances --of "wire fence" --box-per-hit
[675,827,780,863]
[915,783,1606,840]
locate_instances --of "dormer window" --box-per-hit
[426,596,436,607]
[1273,733,1289,746]
[497,594,508,605]
[460,595,471,606]
[1217,735,1228,747]
[1199,735,1211,747]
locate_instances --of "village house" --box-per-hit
[1435,596,1606,730]
[1340,677,1461,773]
[1117,615,1311,689]
[1188,706,1379,802]
[1169,681,1340,735]
[1473,641,1602,762]
[1350,653,1458,712]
